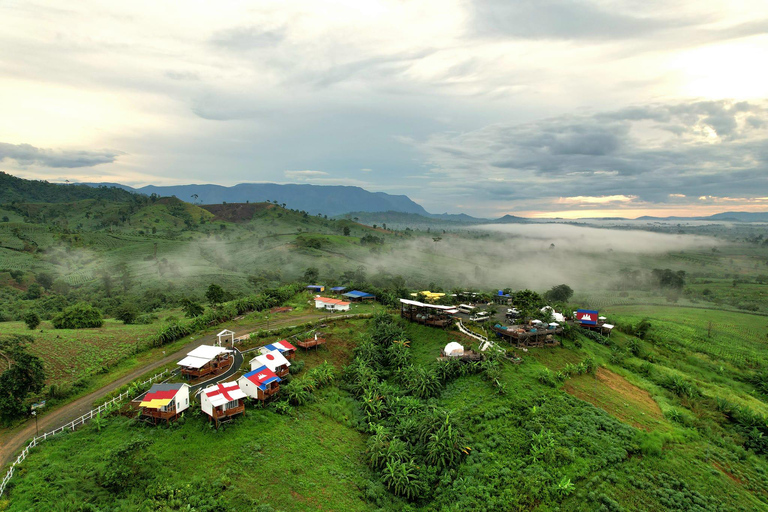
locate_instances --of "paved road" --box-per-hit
[0,312,323,469]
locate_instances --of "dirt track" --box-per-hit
[0,312,324,469]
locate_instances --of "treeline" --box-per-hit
[0,171,138,204]
[152,283,303,347]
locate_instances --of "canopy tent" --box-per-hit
[140,383,185,409]
[202,381,246,408]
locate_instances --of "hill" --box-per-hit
[82,181,430,217]
[0,172,136,204]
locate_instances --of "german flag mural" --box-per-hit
[139,383,184,409]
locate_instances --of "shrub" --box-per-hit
[52,303,103,329]
[23,311,40,330]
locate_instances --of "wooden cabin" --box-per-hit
[138,383,190,424]
[200,381,246,427]
[177,345,233,379]
[239,366,281,401]
[251,349,291,378]
[262,340,297,360]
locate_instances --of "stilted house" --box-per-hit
[314,296,351,312]
[139,383,190,424]
[200,381,246,426]
[262,340,297,360]
[177,345,233,380]
[251,349,291,377]
[239,366,281,401]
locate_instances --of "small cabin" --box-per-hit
[262,340,297,360]
[139,383,190,424]
[239,366,281,401]
[306,285,325,293]
[251,349,291,377]
[177,345,233,380]
[201,381,246,426]
[314,297,351,312]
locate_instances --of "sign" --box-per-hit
[31,401,46,411]
[576,309,599,325]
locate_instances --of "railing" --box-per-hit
[0,368,172,498]
[456,320,496,352]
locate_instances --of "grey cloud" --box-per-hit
[0,142,122,168]
[471,0,692,41]
[411,100,768,207]
[210,26,286,50]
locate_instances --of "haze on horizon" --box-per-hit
[1,0,767,219]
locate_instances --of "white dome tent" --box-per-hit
[443,342,465,357]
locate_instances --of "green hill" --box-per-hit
[0,172,136,204]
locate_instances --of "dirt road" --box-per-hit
[0,312,324,469]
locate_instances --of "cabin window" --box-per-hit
[226,400,239,410]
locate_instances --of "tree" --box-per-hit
[52,303,104,329]
[343,226,351,236]
[0,335,46,423]
[545,284,574,303]
[25,283,42,300]
[205,284,226,307]
[23,312,40,330]
[181,298,204,318]
[35,272,54,290]
[115,303,138,324]
[303,267,319,283]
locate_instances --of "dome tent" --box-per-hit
[444,342,464,357]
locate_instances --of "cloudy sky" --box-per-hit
[1,0,767,218]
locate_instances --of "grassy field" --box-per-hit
[4,311,768,510]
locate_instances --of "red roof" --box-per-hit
[315,297,350,306]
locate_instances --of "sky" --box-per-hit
[1,0,767,218]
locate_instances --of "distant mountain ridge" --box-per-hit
[81,182,430,217]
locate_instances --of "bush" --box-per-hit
[52,303,103,329]
[23,311,40,330]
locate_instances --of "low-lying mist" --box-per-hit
[356,223,721,292]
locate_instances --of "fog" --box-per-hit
[356,223,721,292]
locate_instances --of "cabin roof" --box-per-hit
[243,366,281,390]
[140,383,186,409]
[253,349,291,371]
[203,381,246,407]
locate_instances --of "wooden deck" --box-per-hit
[401,310,453,328]
[183,356,233,382]
[492,325,562,347]
[296,337,326,350]
[140,407,180,424]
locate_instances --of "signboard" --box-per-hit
[31,401,46,411]
[576,309,599,325]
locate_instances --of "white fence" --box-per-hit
[0,368,171,498]
[456,319,496,352]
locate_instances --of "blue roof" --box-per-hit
[306,285,325,290]
[343,290,375,298]
[330,286,347,291]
